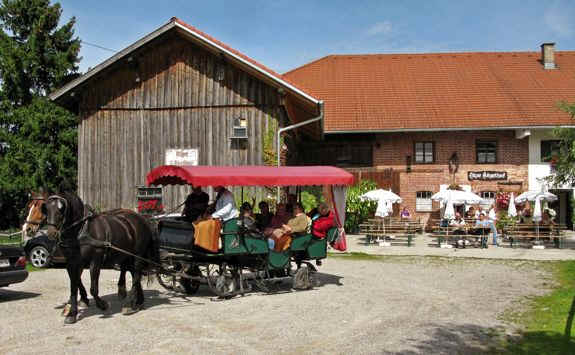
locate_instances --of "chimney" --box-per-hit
[541,42,556,69]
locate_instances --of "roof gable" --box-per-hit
[50,18,319,109]
[284,51,575,132]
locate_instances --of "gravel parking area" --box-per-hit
[0,257,549,354]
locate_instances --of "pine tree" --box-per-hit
[0,0,80,229]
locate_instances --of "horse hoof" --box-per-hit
[61,304,71,317]
[122,306,140,315]
[64,315,77,324]
[97,300,110,311]
[79,301,89,309]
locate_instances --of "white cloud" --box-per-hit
[365,21,393,36]
[544,6,574,37]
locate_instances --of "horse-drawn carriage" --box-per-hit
[27,165,352,323]
[147,165,353,297]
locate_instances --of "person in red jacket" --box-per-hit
[312,203,335,239]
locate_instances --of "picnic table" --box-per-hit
[502,223,567,249]
[359,218,422,247]
[429,223,492,249]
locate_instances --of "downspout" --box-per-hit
[276,100,324,201]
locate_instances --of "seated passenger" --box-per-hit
[211,186,239,223]
[182,186,209,222]
[239,202,257,231]
[312,202,335,239]
[255,201,274,230]
[268,203,310,251]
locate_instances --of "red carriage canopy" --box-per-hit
[146,165,354,187]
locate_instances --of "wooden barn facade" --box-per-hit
[51,18,322,211]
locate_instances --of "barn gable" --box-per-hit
[52,18,320,210]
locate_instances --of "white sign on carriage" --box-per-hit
[165,149,198,166]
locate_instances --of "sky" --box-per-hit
[57,0,575,74]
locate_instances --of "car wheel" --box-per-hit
[29,245,50,268]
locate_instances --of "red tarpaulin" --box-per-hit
[146,165,354,187]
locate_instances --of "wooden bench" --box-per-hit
[502,223,568,248]
[429,225,492,248]
[359,219,422,247]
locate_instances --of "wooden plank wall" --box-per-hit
[78,35,285,211]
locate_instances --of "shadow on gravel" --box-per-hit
[0,289,41,302]
[392,322,503,354]
[391,322,575,354]
[76,289,187,321]
[314,272,344,287]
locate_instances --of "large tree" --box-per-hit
[0,0,80,229]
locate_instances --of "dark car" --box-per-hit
[23,230,65,268]
[0,245,28,287]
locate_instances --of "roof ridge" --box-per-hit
[316,50,575,58]
[283,55,334,76]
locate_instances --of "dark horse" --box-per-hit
[43,192,157,324]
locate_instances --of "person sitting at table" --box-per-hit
[519,202,532,224]
[450,212,469,248]
[472,212,498,248]
[400,206,411,220]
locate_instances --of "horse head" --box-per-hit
[44,193,84,240]
[21,192,47,242]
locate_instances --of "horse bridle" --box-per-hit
[45,195,69,234]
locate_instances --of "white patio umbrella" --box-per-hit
[443,197,456,220]
[532,196,543,223]
[360,189,402,218]
[514,189,558,204]
[431,189,484,205]
[507,192,517,218]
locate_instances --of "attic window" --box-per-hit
[216,64,225,81]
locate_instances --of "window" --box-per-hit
[480,191,496,206]
[476,140,497,163]
[416,191,433,212]
[541,140,561,162]
[414,142,434,163]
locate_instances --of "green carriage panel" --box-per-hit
[307,237,327,259]
[290,234,312,251]
[326,227,339,243]
[268,250,290,269]
[221,219,267,255]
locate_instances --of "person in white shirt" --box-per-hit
[211,186,239,222]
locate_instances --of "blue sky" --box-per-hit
[58,0,575,74]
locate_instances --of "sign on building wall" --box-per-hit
[165,149,198,166]
[467,171,507,181]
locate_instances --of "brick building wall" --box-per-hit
[372,130,529,223]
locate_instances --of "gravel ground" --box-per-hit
[0,257,550,354]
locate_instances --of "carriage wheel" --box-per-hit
[206,263,236,297]
[179,266,201,295]
[156,263,179,291]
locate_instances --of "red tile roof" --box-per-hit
[283,51,575,132]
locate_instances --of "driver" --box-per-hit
[182,186,209,222]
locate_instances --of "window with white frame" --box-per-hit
[414,142,434,163]
[480,191,496,206]
[416,191,433,212]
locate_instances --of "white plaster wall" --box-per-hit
[527,128,572,191]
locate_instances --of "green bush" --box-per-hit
[345,180,378,233]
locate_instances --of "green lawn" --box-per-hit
[500,260,575,354]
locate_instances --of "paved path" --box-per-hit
[339,232,575,261]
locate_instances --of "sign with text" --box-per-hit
[165,149,198,166]
[468,171,507,181]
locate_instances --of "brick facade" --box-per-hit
[371,130,528,223]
